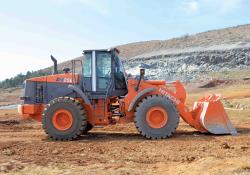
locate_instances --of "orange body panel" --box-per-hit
[144,80,166,85]
[28,73,79,84]
[123,79,188,118]
[91,99,111,125]
[77,98,111,126]
[18,104,45,122]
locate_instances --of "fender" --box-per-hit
[128,87,156,112]
[68,85,91,105]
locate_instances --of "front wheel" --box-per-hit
[134,95,179,139]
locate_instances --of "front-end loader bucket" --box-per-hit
[192,94,237,135]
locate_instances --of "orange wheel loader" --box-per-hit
[18,48,237,140]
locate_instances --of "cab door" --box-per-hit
[82,52,92,91]
[95,51,112,92]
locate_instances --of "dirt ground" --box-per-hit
[0,84,250,175]
[0,88,21,106]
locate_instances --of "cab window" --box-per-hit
[96,52,111,78]
[83,53,92,77]
[114,54,127,89]
[96,52,111,90]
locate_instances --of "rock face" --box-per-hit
[123,47,250,81]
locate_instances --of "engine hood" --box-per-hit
[27,73,79,84]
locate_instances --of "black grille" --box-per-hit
[35,83,44,103]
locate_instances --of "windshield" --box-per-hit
[96,52,111,78]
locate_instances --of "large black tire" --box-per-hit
[81,122,93,134]
[134,95,179,139]
[42,97,87,141]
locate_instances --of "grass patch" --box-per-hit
[242,166,250,171]
[236,165,250,174]
[208,69,250,79]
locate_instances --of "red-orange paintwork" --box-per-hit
[28,73,79,84]
[18,104,45,122]
[89,99,111,125]
[18,76,234,134]
[52,109,74,131]
[146,106,168,129]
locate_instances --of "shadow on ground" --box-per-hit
[63,130,219,142]
[236,127,250,134]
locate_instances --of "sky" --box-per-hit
[0,0,250,81]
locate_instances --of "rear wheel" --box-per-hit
[42,97,87,141]
[134,95,179,139]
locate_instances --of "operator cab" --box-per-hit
[82,48,128,98]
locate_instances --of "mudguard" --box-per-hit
[128,87,156,112]
[68,85,91,105]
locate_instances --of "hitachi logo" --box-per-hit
[56,78,72,83]
[159,88,181,104]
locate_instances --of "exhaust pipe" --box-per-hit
[51,55,58,75]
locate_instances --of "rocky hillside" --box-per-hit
[2,24,250,88]
[124,47,250,81]
[117,24,250,59]
[119,24,250,81]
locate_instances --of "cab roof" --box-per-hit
[83,48,120,54]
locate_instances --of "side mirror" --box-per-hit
[135,69,145,91]
[63,67,71,74]
[140,68,145,79]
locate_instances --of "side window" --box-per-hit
[115,55,125,74]
[114,54,127,90]
[96,52,111,77]
[83,53,92,77]
[115,58,120,73]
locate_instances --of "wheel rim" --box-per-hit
[52,109,73,131]
[146,107,168,128]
